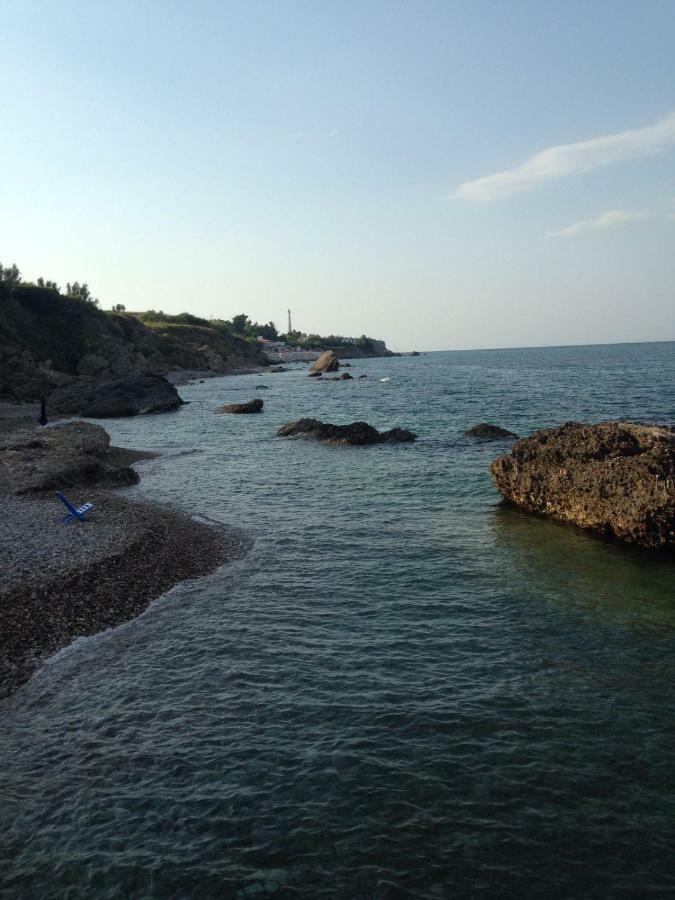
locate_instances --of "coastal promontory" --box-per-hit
[490,421,675,550]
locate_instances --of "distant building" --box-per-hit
[258,338,287,350]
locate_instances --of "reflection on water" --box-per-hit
[491,504,675,630]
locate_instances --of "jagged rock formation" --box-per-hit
[0,421,140,494]
[277,418,416,446]
[466,423,518,439]
[48,374,183,418]
[491,421,675,551]
[218,399,263,414]
[309,350,340,373]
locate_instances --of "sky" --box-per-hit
[2,0,674,351]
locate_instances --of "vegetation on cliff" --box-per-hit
[0,264,266,401]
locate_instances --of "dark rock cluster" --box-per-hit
[277,418,416,446]
[465,423,518,439]
[218,399,264,414]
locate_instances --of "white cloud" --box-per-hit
[549,209,647,238]
[452,111,675,202]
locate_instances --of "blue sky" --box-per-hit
[2,0,674,350]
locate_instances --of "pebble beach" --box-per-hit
[0,410,248,698]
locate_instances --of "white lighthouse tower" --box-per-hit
[287,308,292,333]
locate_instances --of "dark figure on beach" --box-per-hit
[38,396,48,426]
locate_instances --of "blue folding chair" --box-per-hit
[56,491,95,524]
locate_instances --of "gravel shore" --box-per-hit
[0,484,247,699]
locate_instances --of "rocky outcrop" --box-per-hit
[490,421,675,551]
[0,284,266,401]
[218,399,263,414]
[277,418,416,446]
[466,423,518,439]
[48,374,183,418]
[339,372,353,380]
[309,350,340,373]
[0,421,140,495]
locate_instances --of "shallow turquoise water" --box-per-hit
[1,342,674,899]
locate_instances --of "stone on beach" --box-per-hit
[48,373,184,418]
[0,420,140,495]
[309,350,340,373]
[490,421,675,550]
[218,399,264,414]
[277,418,416,446]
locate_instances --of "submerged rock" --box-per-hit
[0,421,139,494]
[490,421,675,551]
[339,372,353,380]
[277,418,416,446]
[466,423,518,439]
[49,374,183,418]
[309,350,340,373]
[308,371,322,378]
[218,399,263,414]
[270,366,288,373]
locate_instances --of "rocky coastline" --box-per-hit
[0,413,247,698]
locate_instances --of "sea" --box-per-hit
[1,341,674,899]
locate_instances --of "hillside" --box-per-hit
[0,282,266,402]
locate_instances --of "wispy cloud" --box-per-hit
[452,111,675,202]
[549,209,647,238]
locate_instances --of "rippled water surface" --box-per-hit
[2,343,674,899]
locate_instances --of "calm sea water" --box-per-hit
[1,342,674,899]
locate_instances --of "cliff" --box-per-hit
[0,284,266,401]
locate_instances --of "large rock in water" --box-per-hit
[309,350,340,373]
[218,399,263,414]
[277,418,416,446]
[0,421,139,494]
[490,421,675,551]
[49,374,183,418]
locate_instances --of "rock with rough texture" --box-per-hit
[277,418,416,446]
[466,423,518,439]
[218,399,263,414]
[49,374,183,418]
[309,350,340,373]
[308,371,322,378]
[0,421,140,495]
[490,421,675,551]
[339,372,353,380]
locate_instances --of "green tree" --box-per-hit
[230,313,250,335]
[112,303,126,312]
[0,263,21,286]
[66,281,99,307]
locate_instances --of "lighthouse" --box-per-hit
[287,308,292,333]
